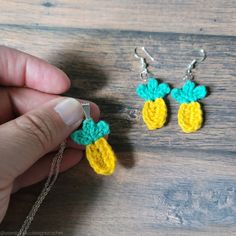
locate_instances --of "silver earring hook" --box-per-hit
[134,47,155,62]
[134,47,155,81]
[184,49,207,81]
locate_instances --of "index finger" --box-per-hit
[0,46,70,94]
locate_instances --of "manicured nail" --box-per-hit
[54,98,84,126]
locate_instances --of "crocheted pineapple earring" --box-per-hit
[134,47,170,130]
[70,102,116,175]
[171,49,208,133]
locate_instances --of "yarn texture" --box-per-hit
[86,137,116,175]
[171,80,207,133]
[142,98,167,130]
[71,119,116,175]
[136,78,170,130]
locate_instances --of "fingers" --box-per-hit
[12,148,83,193]
[0,46,70,94]
[0,182,11,223]
[0,88,14,124]
[7,88,100,150]
[7,87,100,120]
[0,87,100,151]
[0,97,84,180]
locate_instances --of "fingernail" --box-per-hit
[54,98,84,126]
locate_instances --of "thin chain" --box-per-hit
[17,141,67,236]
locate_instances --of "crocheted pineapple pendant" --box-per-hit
[136,78,170,130]
[171,80,207,133]
[70,103,116,175]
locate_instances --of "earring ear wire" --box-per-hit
[134,47,155,81]
[183,49,207,81]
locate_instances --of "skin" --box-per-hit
[0,46,100,222]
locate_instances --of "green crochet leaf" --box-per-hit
[193,85,208,100]
[182,80,195,94]
[70,119,110,145]
[136,78,170,101]
[171,80,207,104]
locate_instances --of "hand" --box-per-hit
[0,46,100,222]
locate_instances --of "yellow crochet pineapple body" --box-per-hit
[178,102,203,133]
[136,78,170,130]
[86,137,116,175]
[142,98,167,130]
[71,119,116,175]
[171,80,207,133]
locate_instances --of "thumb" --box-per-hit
[0,97,83,180]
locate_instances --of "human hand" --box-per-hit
[0,46,100,222]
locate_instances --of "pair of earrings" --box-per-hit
[135,47,208,133]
